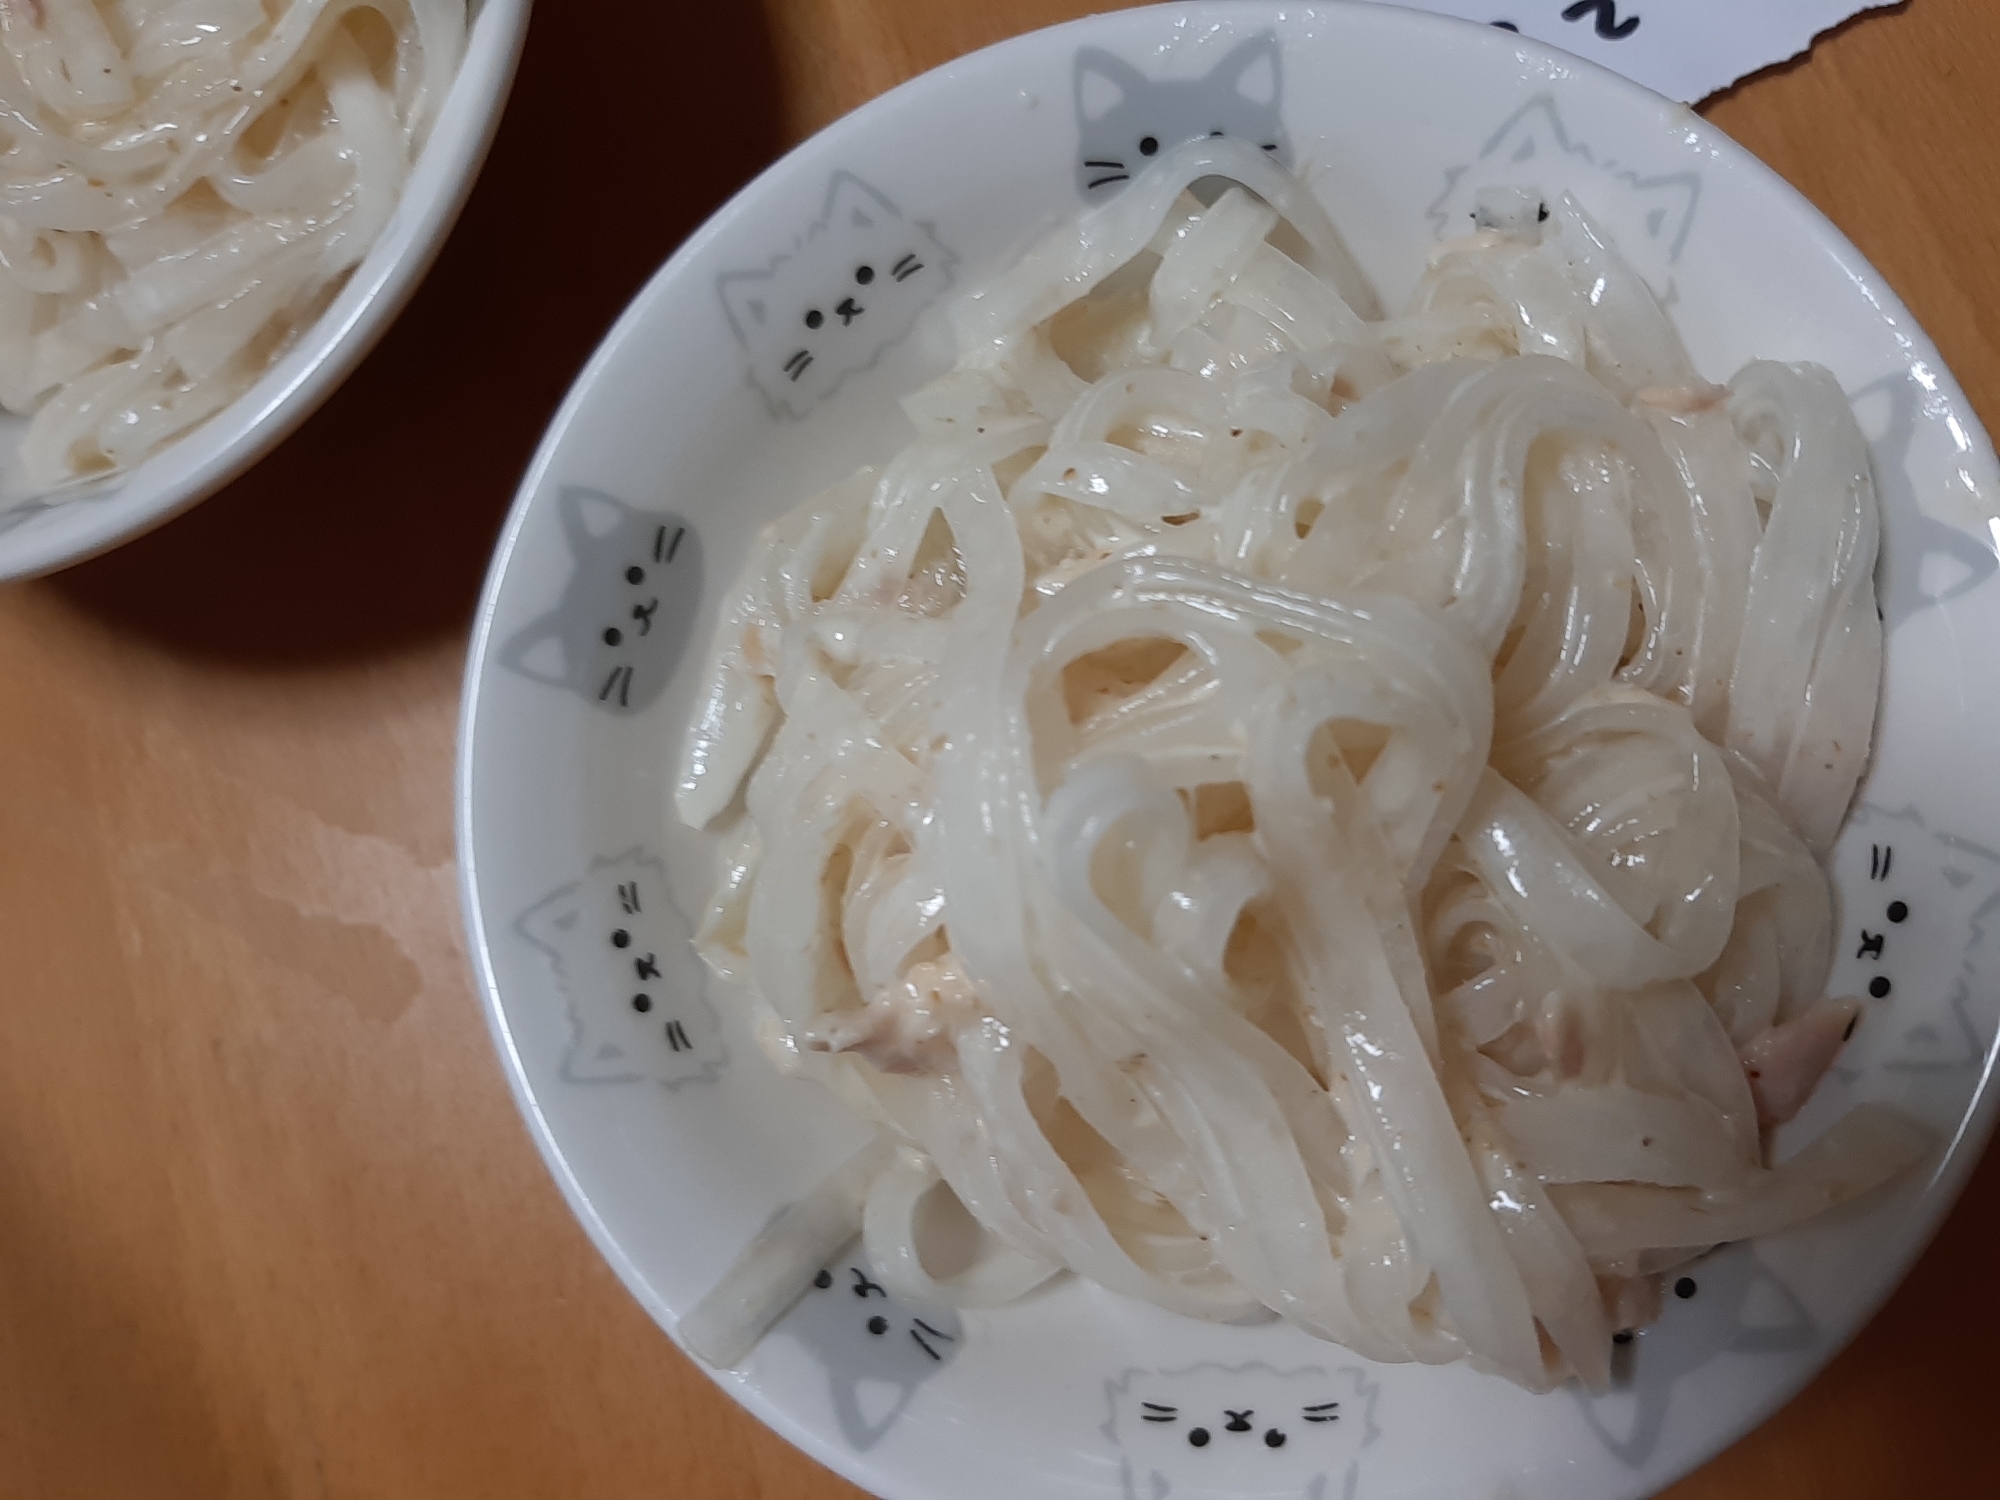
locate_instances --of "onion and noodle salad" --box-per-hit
[674,138,1924,1390]
[0,0,464,492]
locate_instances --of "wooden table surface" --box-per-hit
[2,3,1995,1497]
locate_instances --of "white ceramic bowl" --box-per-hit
[0,0,534,582]
[458,6,2000,1499]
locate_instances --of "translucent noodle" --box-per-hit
[0,0,464,493]
[675,139,1919,1390]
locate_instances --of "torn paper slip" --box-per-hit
[1381,1,1895,105]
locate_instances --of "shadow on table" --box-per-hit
[45,4,785,671]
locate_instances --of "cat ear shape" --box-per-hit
[821,170,901,233]
[1882,491,1999,624]
[559,485,633,548]
[497,609,571,688]
[516,880,587,955]
[1073,46,1146,124]
[718,268,776,343]
[1627,172,1699,264]
[1207,30,1282,107]
[1480,95,1572,169]
[1724,1263,1816,1357]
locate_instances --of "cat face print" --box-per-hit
[1074,33,1290,198]
[499,486,701,716]
[1429,95,1698,299]
[516,848,724,1088]
[1575,1244,1811,1468]
[1105,1363,1378,1499]
[778,1256,963,1452]
[1828,803,2000,1073]
[718,172,954,419]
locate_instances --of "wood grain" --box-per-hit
[0,3,1992,1497]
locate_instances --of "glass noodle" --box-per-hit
[0,0,463,493]
[673,138,1923,1392]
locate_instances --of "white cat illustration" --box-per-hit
[1104,1362,1379,1500]
[517,848,724,1087]
[1829,804,2000,1074]
[717,172,954,419]
[1428,94,1699,299]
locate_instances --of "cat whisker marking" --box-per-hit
[909,1327,944,1360]
[666,526,685,563]
[1087,174,1130,190]
[784,349,813,381]
[1083,159,1125,168]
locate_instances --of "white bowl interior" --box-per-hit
[460,6,2000,1499]
[0,0,535,582]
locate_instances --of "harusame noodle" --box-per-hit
[672,138,1922,1390]
[0,0,463,492]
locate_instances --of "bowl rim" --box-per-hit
[457,4,2000,1497]
[0,0,537,583]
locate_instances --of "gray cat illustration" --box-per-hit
[1074,33,1290,198]
[1574,1245,1815,1468]
[775,1247,964,1451]
[718,172,954,419]
[499,486,701,715]
[1849,371,1998,631]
